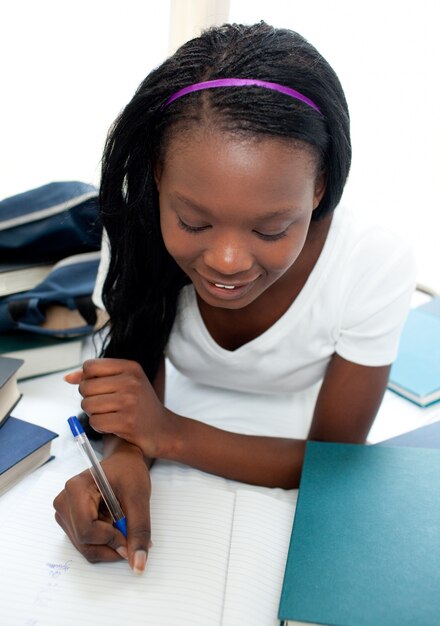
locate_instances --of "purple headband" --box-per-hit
[162,78,322,114]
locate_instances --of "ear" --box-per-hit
[313,169,327,210]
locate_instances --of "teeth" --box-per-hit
[214,283,236,289]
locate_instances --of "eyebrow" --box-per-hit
[174,193,296,221]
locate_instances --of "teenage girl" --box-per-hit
[54,22,415,575]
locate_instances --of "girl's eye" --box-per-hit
[177,216,288,240]
[178,217,210,233]
[254,229,289,242]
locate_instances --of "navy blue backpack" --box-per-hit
[0,252,101,337]
[0,182,102,337]
[0,181,101,261]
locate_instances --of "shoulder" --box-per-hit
[330,206,416,366]
[330,204,415,275]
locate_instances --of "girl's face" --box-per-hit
[156,129,325,310]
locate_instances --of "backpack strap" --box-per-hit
[75,296,98,327]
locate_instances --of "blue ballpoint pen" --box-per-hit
[67,416,127,537]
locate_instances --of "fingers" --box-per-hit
[79,373,141,406]
[119,475,152,575]
[79,411,121,437]
[53,472,128,564]
[75,366,149,440]
[82,409,150,454]
[81,358,144,380]
[55,509,128,563]
[64,369,83,384]
[64,359,147,415]
[101,447,153,575]
[64,359,144,387]
[54,452,153,575]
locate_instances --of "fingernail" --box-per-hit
[133,550,147,575]
[116,546,128,559]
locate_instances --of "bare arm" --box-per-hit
[162,355,390,488]
[74,355,390,490]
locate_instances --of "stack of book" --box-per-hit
[0,355,22,427]
[0,355,58,495]
[0,330,84,381]
[0,182,99,494]
[0,259,56,298]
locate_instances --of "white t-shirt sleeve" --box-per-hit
[335,231,416,366]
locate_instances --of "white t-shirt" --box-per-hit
[164,205,416,438]
[93,205,416,439]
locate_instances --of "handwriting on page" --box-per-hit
[0,474,236,626]
[32,561,72,611]
[0,472,296,626]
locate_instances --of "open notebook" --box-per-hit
[0,472,296,625]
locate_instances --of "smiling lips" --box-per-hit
[196,271,260,298]
[214,282,237,290]
[208,277,257,290]
[205,276,259,293]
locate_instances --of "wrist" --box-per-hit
[156,408,185,461]
[105,435,151,466]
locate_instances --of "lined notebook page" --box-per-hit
[0,473,235,626]
[222,491,297,626]
[0,472,296,625]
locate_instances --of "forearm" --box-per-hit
[160,411,306,489]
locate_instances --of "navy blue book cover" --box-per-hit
[0,416,58,474]
[0,354,23,389]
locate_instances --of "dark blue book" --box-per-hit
[278,441,440,626]
[388,308,440,406]
[0,416,58,495]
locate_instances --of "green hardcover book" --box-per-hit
[278,441,440,626]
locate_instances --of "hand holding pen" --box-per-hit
[68,416,128,537]
[53,419,152,574]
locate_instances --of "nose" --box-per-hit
[203,233,254,276]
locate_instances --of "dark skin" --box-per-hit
[54,128,390,574]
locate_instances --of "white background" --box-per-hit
[1,0,439,290]
[229,0,440,292]
[0,1,170,197]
